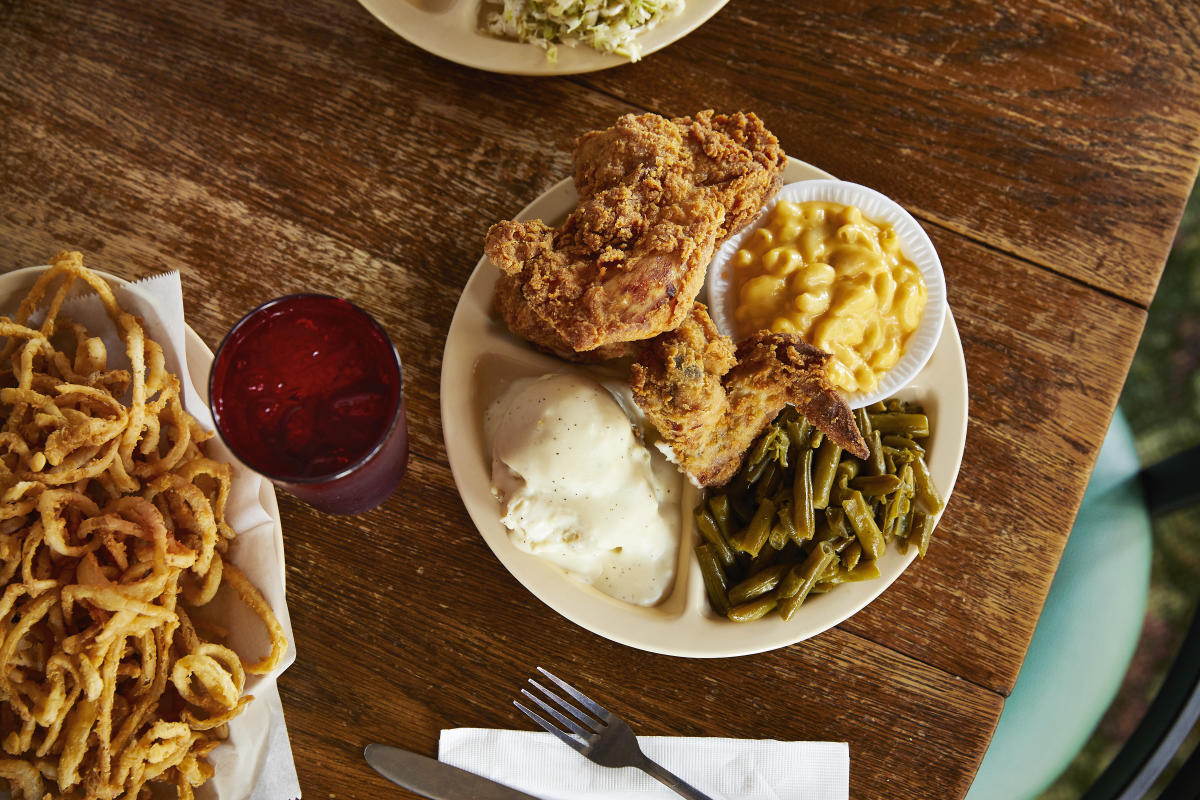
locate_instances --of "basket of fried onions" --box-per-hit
[0,252,286,800]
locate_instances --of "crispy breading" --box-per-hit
[631,304,869,487]
[486,110,786,358]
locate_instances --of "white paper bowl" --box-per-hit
[706,179,947,409]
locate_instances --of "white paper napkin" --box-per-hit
[51,272,301,800]
[438,729,849,800]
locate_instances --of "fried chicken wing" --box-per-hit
[486,110,786,359]
[630,304,869,488]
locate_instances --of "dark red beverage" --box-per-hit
[210,295,408,515]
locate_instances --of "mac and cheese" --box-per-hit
[732,200,927,393]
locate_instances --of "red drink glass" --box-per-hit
[209,294,408,515]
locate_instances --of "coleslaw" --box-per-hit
[482,0,686,62]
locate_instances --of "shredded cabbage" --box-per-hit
[483,0,686,62]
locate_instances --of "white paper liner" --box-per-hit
[439,728,849,800]
[706,179,948,409]
[0,267,300,800]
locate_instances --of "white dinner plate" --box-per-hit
[441,157,969,657]
[358,0,729,75]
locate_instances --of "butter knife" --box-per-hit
[364,743,542,800]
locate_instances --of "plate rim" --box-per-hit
[440,157,969,657]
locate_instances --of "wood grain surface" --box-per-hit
[2,0,1198,797]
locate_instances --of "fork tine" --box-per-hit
[527,679,602,728]
[536,667,613,723]
[513,700,587,754]
[521,687,594,740]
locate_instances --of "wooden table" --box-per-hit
[2,1,1198,797]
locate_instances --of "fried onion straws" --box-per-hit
[0,252,286,799]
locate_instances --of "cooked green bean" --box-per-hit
[695,544,730,616]
[843,490,885,561]
[854,407,873,438]
[755,461,782,500]
[777,542,837,621]
[891,497,914,546]
[708,494,734,539]
[695,508,736,569]
[811,438,841,510]
[817,561,882,586]
[727,595,778,622]
[868,412,930,437]
[792,447,815,541]
[787,418,812,449]
[841,540,863,571]
[830,459,859,507]
[851,473,903,495]
[836,458,860,482]
[911,456,945,515]
[882,434,925,452]
[777,541,834,598]
[910,511,935,558]
[768,522,788,551]
[884,490,912,543]
[863,429,886,476]
[728,563,789,605]
[816,507,845,543]
[744,453,772,485]
[736,497,776,557]
[775,499,800,543]
[746,425,788,472]
[819,507,855,552]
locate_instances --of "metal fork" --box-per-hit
[514,667,715,800]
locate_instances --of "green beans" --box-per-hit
[868,412,930,437]
[728,563,789,605]
[854,408,874,438]
[695,508,736,569]
[735,497,776,557]
[864,429,886,476]
[811,438,842,510]
[909,511,936,558]
[695,544,730,616]
[708,494,733,539]
[911,456,945,515]
[851,473,903,495]
[882,435,924,453]
[842,490,884,561]
[727,596,778,622]
[777,542,836,621]
[792,447,815,541]
[693,397,945,624]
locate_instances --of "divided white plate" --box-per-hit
[440,158,969,657]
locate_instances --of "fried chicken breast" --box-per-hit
[486,110,787,359]
[631,304,869,488]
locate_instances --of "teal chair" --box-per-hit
[967,411,1153,799]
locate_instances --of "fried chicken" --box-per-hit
[485,110,787,359]
[630,304,869,488]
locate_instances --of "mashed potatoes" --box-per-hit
[485,373,680,606]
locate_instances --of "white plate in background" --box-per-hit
[359,0,728,75]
